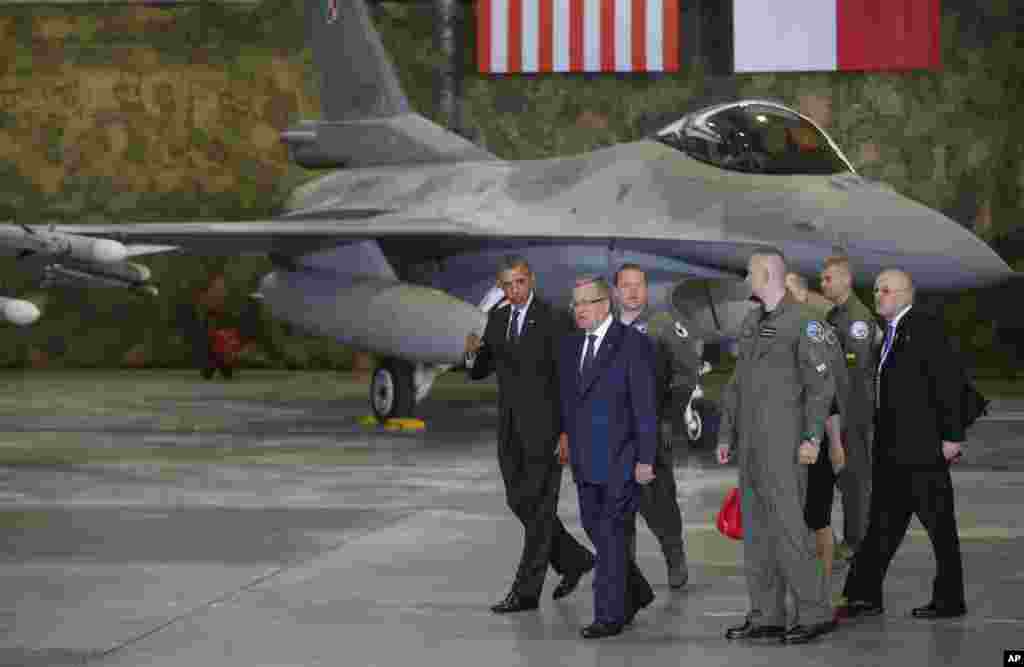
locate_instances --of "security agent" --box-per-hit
[717,249,837,644]
[786,272,851,583]
[839,269,967,621]
[820,255,880,558]
[614,263,694,589]
[465,256,595,614]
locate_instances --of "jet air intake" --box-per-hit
[258,270,486,364]
[671,278,754,342]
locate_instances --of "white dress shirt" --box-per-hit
[580,313,614,371]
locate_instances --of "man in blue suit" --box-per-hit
[558,275,658,639]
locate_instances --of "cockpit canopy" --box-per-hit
[654,101,854,176]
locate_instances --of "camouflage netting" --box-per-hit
[0,0,1020,370]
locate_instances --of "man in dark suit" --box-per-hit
[840,269,967,620]
[465,256,594,614]
[557,275,658,639]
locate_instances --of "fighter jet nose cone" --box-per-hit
[1,299,41,326]
[91,239,128,264]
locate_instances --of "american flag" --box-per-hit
[477,0,680,74]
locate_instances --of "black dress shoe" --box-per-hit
[552,561,594,600]
[837,600,884,619]
[490,591,539,614]
[580,621,625,639]
[625,588,655,625]
[724,620,787,640]
[911,602,967,619]
[780,620,838,644]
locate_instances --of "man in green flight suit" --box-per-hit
[820,255,879,559]
[717,249,838,644]
[614,263,697,589]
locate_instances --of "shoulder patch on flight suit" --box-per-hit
[806,320,824,343]
[850,320,870,340]
[674,321,688,339]
[824,328,838,346]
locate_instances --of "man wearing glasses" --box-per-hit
[839,269,967,620]
[465,256,595,614]
[557,275,658,638]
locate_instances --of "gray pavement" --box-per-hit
[0,371,1022,667]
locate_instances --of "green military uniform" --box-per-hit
[624,308,699,586]
[826,293,878,549]
[719,294,837,627]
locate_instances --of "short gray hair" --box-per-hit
[574,274,611,298]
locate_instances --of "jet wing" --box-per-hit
[53,215,755,279]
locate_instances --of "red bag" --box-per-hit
[210,328,242,361]
[716,487,743,540]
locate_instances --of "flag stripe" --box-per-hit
[837,0,941,70]
[631,0,646,72]
[554,0,570,71]
[521,0,538,71]
[645,0,661,70]
[507,0,522,72]
[614,0,631,71]
[733,0,836,72]
[600,0,615,71]
[491,0,509,72]
[477,0,491,73]
[583,0,600,71]
[570,0,584,70]
[539,0,554,71]
[662,0,678,71]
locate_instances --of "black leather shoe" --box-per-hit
[837,600,884,619]
[724,620,787,640]
[911,602,967,619]
[625,588,655,625]
[580,622,625,639]
[780,620,838,644]
[490,591,539,614]
[552,561,594,600]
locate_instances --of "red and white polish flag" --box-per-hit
[733,0,941,72]
[477,0,680,73]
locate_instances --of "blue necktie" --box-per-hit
[581,334,596,376]
[879,322,896,369]
[508,308,520,343]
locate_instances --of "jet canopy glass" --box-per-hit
[655,102,853,176]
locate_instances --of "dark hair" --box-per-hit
[497,254,531,276]
[613,263,646,286]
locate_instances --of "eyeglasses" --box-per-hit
[571,296,608,309]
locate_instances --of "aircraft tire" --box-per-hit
[690,398,720,450]
[370,358,415,420]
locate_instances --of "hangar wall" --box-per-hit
[0,0,1020,370]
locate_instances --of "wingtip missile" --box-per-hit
[0,296,40,326]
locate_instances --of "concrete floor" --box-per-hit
[0,371,1021,667]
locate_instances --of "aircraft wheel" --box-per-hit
[690,398,720,450]
[685,408,703,442]
[370,358,415,420]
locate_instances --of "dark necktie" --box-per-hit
[879,322,896,369]
[508,308,520,343]
[581,334,596,376]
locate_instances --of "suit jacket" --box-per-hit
[470,297,569,454]
[875,309,965,467]
[558,320,658,490]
